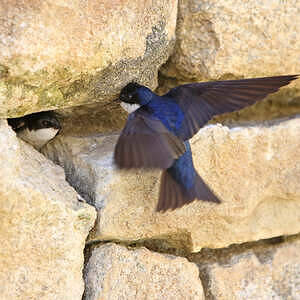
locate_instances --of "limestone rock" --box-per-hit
[84,243,204,300]
[193,236,300,299]
[0,120,96,299]
[43,116,300,252]
[0,0,177,117]
[161,0,300,84]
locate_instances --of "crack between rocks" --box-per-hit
[83,234,300,300]
[82,231,300,300]
[197,264,216,300]
[187,234,300,300]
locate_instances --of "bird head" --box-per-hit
[8,111,61,150]
[119,82,143,105]
[118,82,154,114]
[26,111,61,131]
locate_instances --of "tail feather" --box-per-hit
[157,171,220,212]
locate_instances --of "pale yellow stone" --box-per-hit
[162,0,300,86]
[201,237,300,299]
[0,0,177,117]
[0,0,177,75]
[43,116,300,252]
[0,120,96,300]
[84,243,204,300]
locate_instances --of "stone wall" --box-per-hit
[0,1,299,299]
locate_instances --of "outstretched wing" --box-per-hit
[164,75,299,140]
[114,108,186,169]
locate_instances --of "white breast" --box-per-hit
[17,127,59,149]
[120,102,141,114]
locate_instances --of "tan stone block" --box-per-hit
[84,243,204,300]
[162,0,300,85]
[0,120,96,299]
[43,116,300,252]
[197,237,300,299]
[0,0,177,117]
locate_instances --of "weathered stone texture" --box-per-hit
[161,0,300,83]
[193,236,300,300]
[1,0,300,298]
[0,120,96,300]
[43,116,300,252]
[0,0,177,117]
[84,243,204,300]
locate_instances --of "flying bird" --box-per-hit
[8,111,61,150]
[114,75,299,212]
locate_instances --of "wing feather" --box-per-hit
[164,75,299,140]
[114,108,186,169]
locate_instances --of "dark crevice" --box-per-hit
[197,264,216,300]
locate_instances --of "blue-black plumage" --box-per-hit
[114,75,299,212]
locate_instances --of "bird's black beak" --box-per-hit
[55,124,62,130]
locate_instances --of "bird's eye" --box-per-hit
[42,120,51,127]
[128,94,133,99]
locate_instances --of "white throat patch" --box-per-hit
[120,102,141,114]
[17,127,59,149]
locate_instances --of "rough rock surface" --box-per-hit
[161,0,300,84]
[43,116,300,252]
[0,0,177,117]
[191,235,300,300]
[0,120,96,300]
[84,243,204,300]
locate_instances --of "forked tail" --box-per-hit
[157,170,220,212]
